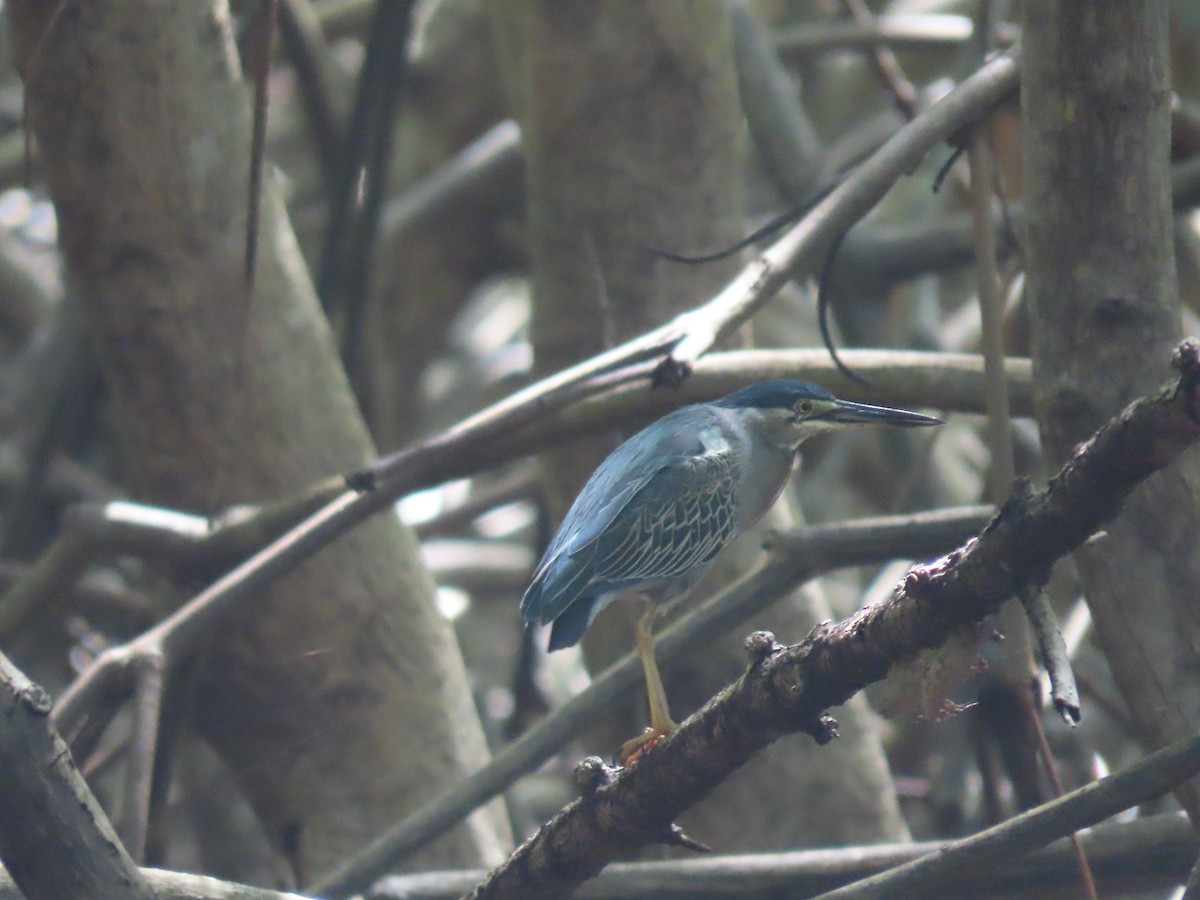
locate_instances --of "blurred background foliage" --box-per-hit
[0,0,1199,896]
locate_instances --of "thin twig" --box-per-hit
[0,479,344,640]
[1020,585,1080,724]
[816,229,865,383]
[331,0,416,403]
[119,648,165,864]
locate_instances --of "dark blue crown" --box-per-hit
[712,380,834,410]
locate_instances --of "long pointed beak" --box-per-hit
[826,399,943,428]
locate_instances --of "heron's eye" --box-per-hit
[794,399,815,417]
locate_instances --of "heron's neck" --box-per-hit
[730,414,798,528]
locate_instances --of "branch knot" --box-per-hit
[807,714,839,745]
[17,681,51,715]
[651,355,691,389]
[1173,339,1200,421]
[574,756,617,794]
[744,630,780,664]
[1172,338,1200,377]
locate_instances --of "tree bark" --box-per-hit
[1021,1,1200,816]
[491,0,907,849]
[8,0,509,879]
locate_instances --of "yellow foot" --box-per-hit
[618,723,675,766]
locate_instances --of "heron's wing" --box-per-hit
[589,452,738,583]
[523,413,739,626]
[528,413,705,582]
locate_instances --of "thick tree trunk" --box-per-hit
[1021,2,1200,817]
[492,0,907,849]
[8,0,510,879]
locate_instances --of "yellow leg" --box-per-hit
[635,606,675,734]
[619,604,677,763]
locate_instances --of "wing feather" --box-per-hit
[522,409,741,627]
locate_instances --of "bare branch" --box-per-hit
[660,47,1019,376]
[1020,584,1079,725]
[0,479,345,641]
[0,650,152,899]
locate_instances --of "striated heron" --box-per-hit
[521,380,942,760]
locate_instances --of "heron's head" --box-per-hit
[713,379,942,450]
